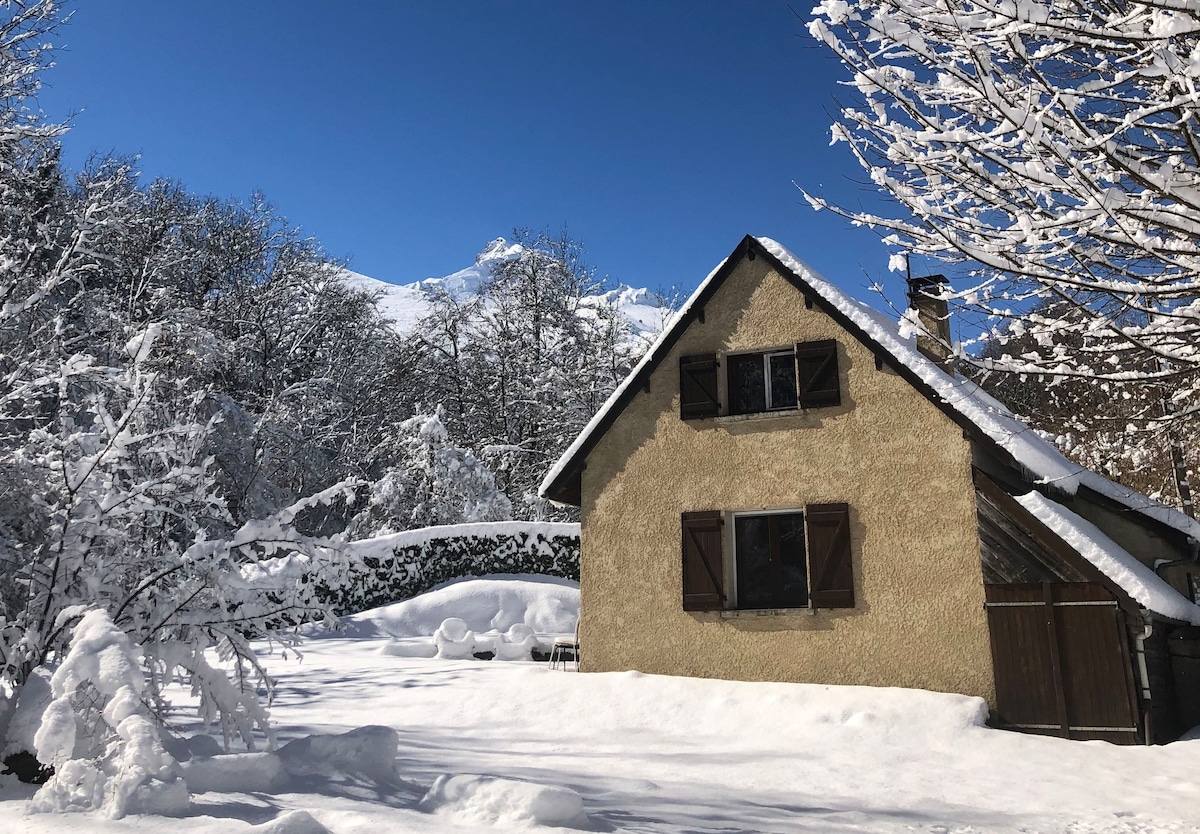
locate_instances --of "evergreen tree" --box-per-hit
[349,406,512,537]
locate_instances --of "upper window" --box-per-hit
[681,503,854,612]
[730,351,797,414]
[678,339,840,420]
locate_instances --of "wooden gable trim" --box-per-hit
[973,468,1142,618]
[542,234,1031,505]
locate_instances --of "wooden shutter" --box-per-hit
[679,354,719,419]
[795,340,840,408]
[682,511,724,610]
[805,502,854,608]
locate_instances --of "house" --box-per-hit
[540,235,1200,745]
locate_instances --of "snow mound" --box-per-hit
[430,618,545,661]
[338,575,579,639]
[181,751,286,794]
[250,810,331,834]
[183,726,399,795]
[433,617,480,659]
[277,725,399,783]
[494,623,539,661]
[420,774,588,828]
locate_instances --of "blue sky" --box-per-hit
[36,1,916,303]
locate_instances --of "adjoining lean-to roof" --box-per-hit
[1015,491,1200,624]
[539,235,1200,549]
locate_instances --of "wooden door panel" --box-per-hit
[985,582,1140,743]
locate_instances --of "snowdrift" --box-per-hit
[323,574,579,640]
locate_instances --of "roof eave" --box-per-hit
[542,235,1196,542]
[543,468,582,507]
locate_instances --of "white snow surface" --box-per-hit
[3,575,1200,832]
[420,774,587,828]
[325,574,579,640]
[1016,491,1200,624]
[340,237,670,341]
[542,236,1200,546]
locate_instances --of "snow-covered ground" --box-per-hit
[5,576,1200,834]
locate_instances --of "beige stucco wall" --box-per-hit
[579,255,996,703]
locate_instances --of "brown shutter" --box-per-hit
[795,340,840,408]
[679,354,719,419]
[806,502,854,608]
[682,511,724,610]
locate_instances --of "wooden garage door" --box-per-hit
[985,582,1140,744]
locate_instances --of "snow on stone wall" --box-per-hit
[321,521,580,614]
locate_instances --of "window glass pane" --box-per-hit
[776,513,809,607]
[731,354,766,415]
[734,515,773,609]
[768,352,797,409]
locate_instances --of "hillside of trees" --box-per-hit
[0,0,643,787]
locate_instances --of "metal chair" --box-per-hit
[548,621,580,671]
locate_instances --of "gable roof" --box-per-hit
[540,235,1200,549]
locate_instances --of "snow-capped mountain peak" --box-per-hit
[340,239,671,342]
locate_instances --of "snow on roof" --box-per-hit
[755,237,1200,543]
[542,235,1200,544]
[1016,492,1200,625]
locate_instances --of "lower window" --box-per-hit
[733,512,808,609]
[681,503,853,612]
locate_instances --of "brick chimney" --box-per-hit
[906,275,953,371]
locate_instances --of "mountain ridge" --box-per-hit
[339,238,673,342]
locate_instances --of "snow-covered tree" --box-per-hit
[807,0,1200,432]
[970,299,1197,508]
[349,406,512,536]
[408,231,636,515]
[0,0,378,776]
[1,317,361,765]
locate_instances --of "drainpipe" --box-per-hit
[1134,610,1154,745]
